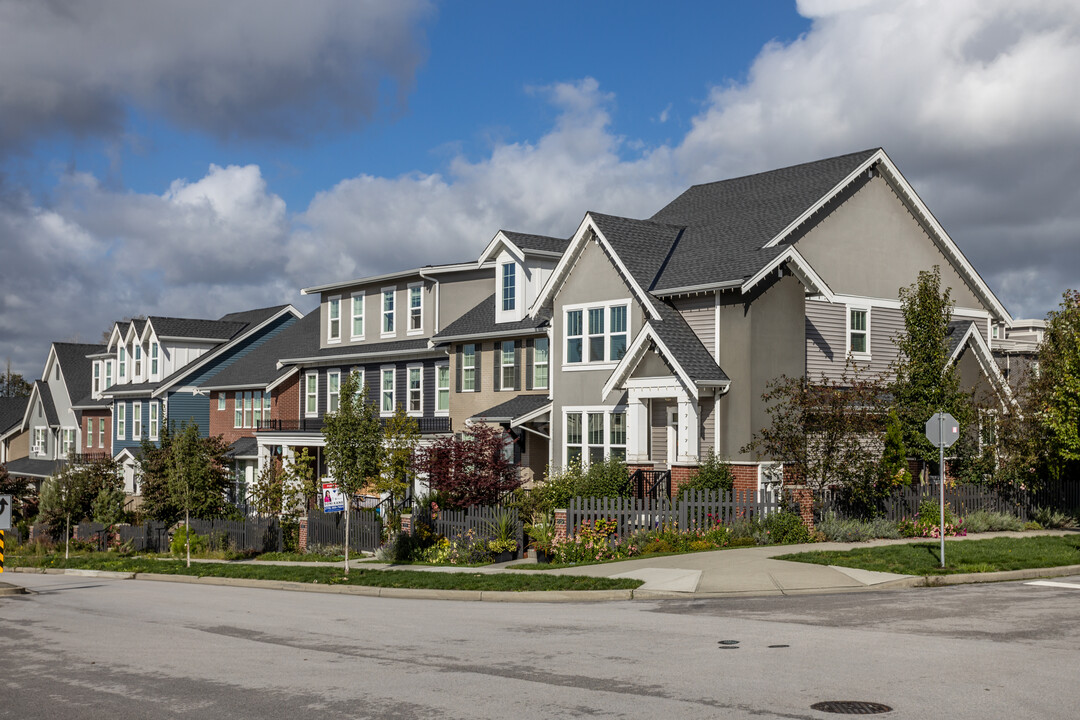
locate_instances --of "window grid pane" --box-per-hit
[502,263,516,311]
[566,413,582,445]
[610,412,626,446]
[409,368,421,411]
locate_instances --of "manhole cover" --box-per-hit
[811,700,892,715]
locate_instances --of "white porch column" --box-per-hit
[677,396,700,464]
[626,394,649,463]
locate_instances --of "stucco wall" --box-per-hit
[796,174,986,311]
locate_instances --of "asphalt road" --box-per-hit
[1,573,1078,719]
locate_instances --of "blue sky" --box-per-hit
[2,0,1080,378]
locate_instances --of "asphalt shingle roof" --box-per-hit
[501,231,571,255]
[4,457,64,479]
[648,149,879,291]
[35,381,59,427]
[470,394,551,422]
[226,437,259,459]
[587,212,684,293]
[200,310,321,389]
[946,319,978,358]
[53,342,106,409]
[0,396,29,435]
[433,294,548,342]
[148,316,247,341]
[650,299,729,383]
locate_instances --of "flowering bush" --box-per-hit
[898,500,967,538]
[418,528,495,565]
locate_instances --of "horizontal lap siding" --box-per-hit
[675,294,716,360]
[867,306,903,377]
[805,301,846,379]
[650,399,671,465]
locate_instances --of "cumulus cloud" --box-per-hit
[0,0,433,153]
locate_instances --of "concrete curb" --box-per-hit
[918,563,1080,587]
[0,581,29,596]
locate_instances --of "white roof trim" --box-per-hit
[601,324,704,401]
[477,231,525,266]
[741,246,836,301]
[948,322,1016,410]
[17,382,42,432]
[510,401,552,428]
[301,262,479,296]
[266,366,300,393]
[529,213,661,320]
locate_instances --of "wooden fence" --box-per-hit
[305,509,382,553]
[414,505,523,549]
[567,489,780,539]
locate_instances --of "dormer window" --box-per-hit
[118,347,126,380]
[151,343,159,378]
[93,362,101,394]
[501,263,516,312]
[105,360,113,389]
[134,344,142,378]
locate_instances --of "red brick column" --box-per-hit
[669,465,699,498]
[554,508,567,541]
[297,516,308,552]
[786,486,815,531]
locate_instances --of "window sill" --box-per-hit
[848,352,872,362]
[326,338,342,345]
[350,336,365,342]
[406,330,425,337]
[562,363,618,372]
[380,333,397,339]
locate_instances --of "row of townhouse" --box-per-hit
[1,147,1038,505]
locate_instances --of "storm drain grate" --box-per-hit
[810,700,893,715]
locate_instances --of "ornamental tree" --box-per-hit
[1031,288,1080,479]
[413,423,520,508]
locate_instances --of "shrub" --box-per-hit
[576,457,631,498]
[897,500,966,538]
[170,525,208,556]
[676,451,734,499]
[764,510,811,545]
[816,512,874,543]
[962,510,1024,533]
[868,517,902,539]
[1031,506,1078,530]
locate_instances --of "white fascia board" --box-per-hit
[17,383,42,432]
[107,324,124,351]
[300,263,478,296]
[874,152,1014,326]
[266,366,299,393]
[947,323,1016,410]
[151,307,297,398]
[762,150,884,250]
[277,347,442,367]
[529,213,661,321]
[601,324,699,401]
[477,231,524,266]
[654,280,742,297]
[741,246,835,301]
[509,402,552,428]
[431,327,546,346]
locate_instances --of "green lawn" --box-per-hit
[254,552,346,563]
[777,535,1080,575]
[9,554,641,591]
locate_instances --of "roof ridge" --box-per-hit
[681,148,881,192]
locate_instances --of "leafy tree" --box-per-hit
[744,367,886,492]
[1031,288,1080,479]
[0,359,32,398]
[139,422,232,526]
[38,456,122,558]
[282,447,318,514]
[413,423,521,508]
[322,371,382,572]
[880,409,912,485]
[377,405,419,531]
[890,266,974,469]
[249,459,284,517]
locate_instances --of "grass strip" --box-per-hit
[11,555,641,591]
[255,552,346,563]
[777,535,1080,575]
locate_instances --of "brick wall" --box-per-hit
[785,486,815,531]
[208,391,254,444]
[297,516,308,552]
[730,464,759,494]
[554,508,567,542]
[670,465,698,497]
[80,410,111,456]
[274,373,300,422]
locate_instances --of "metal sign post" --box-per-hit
[0,494,10,574]
[925,413,959,568]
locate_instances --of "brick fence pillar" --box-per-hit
[669,465,699,498]
[730,465,759,494]
[297,515,308,552]
[554,508,567,542]
[786,485,815,531]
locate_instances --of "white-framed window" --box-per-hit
[351,292,364,340]
[86,419,93,449]
[93,362,101,394]
[150,342,159,378]
[382,288,396,336]
[564,407,627,467]
[263,391,271,424]
[500,340,516,390]
[381,366,396,416]
[244,392,254,428]
[350,367,365,400]
[305,373,319,417]
[501,262,516,312]
[134,344,142,379]
[105,360,113,389]
[61,428,75,457]
[462,344,476,392]
[218,393,226,411]
[408,284,423,334]
[132,402,142,440]
[533,337,549,389]
[234,392,243,428]
[149,402,159,441]
[118,347,126,380]
[253,391,263,428]
[436,364,450,414]
[328,370,341,414]
[116,403,126,440]
[407,365,422,415]
[33,427,47,455]
[564,301,630,365]
[98,418,105,448]
[848,307,870,357]
[327,296,341,343]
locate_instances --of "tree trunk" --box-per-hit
[344,504,350,574]
[185,507,191,569]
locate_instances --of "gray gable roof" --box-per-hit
[226,436,259,459]
[501,231,571,255]
[4,457,65,479]
[0,396,30,435]
[650,299,729,383]
[52,342,106,409]
[218,305,291,327]
[200,310,321,389]
[648,149,879,292]
[587,212,684,293]
[33,381,59,427]
[946,319,977,358]
[433,294,548,343]
[469,394,551,422]
[148,316,247,341]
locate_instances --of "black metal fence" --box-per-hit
[305,509,382,553]
[630,469,671,499]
